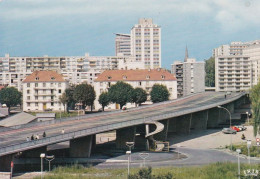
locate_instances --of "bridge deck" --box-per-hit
[0,92,245,156]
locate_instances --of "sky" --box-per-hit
[0,0,260,69]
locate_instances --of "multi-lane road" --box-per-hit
[0,92,245,156]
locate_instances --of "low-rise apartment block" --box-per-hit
[94,69,177,110]
[22,71,68,112]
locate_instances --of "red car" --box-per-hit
[231,126,240,132]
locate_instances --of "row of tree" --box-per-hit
[0,82,170,113]
[61,81,170,112]
[98,81,170,110]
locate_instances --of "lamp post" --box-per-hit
[126,151,131,177]
[246,112,249,125]
[40,153,45,179]
[236,149,241,179]
[45,155,55,171]
[126,142,134,162]
[218,105,232,150]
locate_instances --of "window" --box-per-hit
[27,102,30,107]
[35,96,38,100]
[161,75,165,79]
[27,96,30,100]
[35,83,38,87]
[139,82,142,86]
[108,82,111,87]
[51,83,53,87]
[35,77,39,80]
[108,76,111,80]
[35,102,38,107]
[146,75,150,79]
[27,83,30,87]
[123,75,127,79]
[27,90,30,94]
[51,77,55,80]
[51,102,54,106]
[58,83,61,87]
[59,89,61,93]
[43,83,46,87]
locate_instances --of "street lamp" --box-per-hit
[40,153,45,179]
[126,151,131,177]
[236,149,241,179]
[218,105,232,150]
[45,155,55,171]
[246,112,249,125]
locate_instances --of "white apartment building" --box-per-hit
[131,18,161,69]
[243,43,260,86]
[22,71,68,112]
[215,56,251,92]
[0,53,144,91]
[115,33,131,56]
[213,40,260,57]
[171,58,205,97]
[94,69,177,110]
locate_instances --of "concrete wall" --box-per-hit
[70,135,93,158]
[168,114,191,134]
[0,154,13,172]
[116,126,136,150]
[207,108,220,128]
[190,111,208,130]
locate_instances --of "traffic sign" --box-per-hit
[257,142,260,146]
[256,138,260,142]
[11,161,13,168]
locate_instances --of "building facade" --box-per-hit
[215,56,251,92]
[115,33,131,56]
[0,53,144,91]
[131,18,161,69]
[22,71,68,112]
[94,69,177,110]
[171,58,205,97]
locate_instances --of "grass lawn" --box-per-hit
[231,143,260,157]
[33,162,259,179]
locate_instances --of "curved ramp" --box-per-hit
[145,121,164,138]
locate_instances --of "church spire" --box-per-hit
[184,46,189,62]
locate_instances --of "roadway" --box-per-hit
[0,92,245,156]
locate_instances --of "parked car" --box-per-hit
[231,126,240,132]
[222,128,237,134]
[237,125,247,131]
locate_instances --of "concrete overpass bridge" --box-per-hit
[0,92,249,171]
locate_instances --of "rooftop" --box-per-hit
[95,69,177,82]
[23,71,66,83]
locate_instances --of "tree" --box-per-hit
[132,87,147,106]
[205,57,215,87]
[150,84,170,103]
[0,87,22,113]
[65,85,76,112]
[85,84,96,111]
[250,82,260,136]
[98,92,110,111]
[73,84,96,111]
[59,92,67,113]
[108,81,134,109]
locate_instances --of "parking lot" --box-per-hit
[169,125,256,149]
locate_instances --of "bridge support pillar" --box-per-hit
[69,135,94,158]
[207,108,220,128]
[168,114,191,134]
[116,126,136,150]
[190,111,208,130]
[0,154,13,172]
